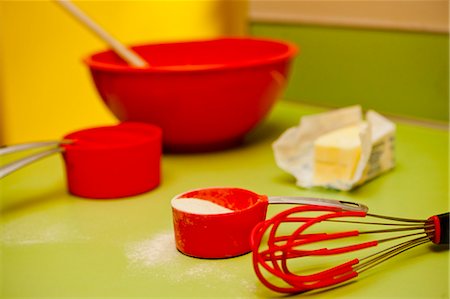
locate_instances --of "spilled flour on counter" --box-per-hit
[124,230,256,292]
[125,231,178,267]
[1,212,90,245]
[171,197,233,215]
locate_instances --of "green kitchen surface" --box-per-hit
[0,101,448,298]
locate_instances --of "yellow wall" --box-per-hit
[0,0,248,145]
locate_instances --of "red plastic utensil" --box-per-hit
[170,187,448,293]
[62,122,161,198]
[250,205,449,293]
[170,187,367,259]
[85,37,298,152]
[0,122,162,199]
[171,188,269,258]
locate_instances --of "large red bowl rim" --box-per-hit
[84,37,298,73]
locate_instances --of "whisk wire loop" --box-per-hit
[366,213,428,223]
[251,205,370,293]
[251,205,448,294]
[358,226,428,235]
[354,236,430,273]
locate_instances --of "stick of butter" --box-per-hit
[273,106,395,191]
[313,123,367,185]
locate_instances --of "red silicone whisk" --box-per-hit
[250,205,449,294]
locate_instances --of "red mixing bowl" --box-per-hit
[85,37,298,152]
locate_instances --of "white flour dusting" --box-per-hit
[124,230,257,292]
[0,214,89,245]
[125,231,177,267]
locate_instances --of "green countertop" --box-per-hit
[1,101,448,298]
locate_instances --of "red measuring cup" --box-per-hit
[62,122,162,198]
[0,122,162,199]
[171,187,366,258]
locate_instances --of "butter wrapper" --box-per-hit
[273,106,395,191]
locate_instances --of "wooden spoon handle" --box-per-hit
[55,0,149,67]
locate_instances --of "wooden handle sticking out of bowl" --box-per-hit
[55,0,149,68]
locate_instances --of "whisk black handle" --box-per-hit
[436,213,449,244]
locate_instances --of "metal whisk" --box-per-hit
[250,204,449,294]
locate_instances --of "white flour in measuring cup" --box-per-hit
[171,198,233,215]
